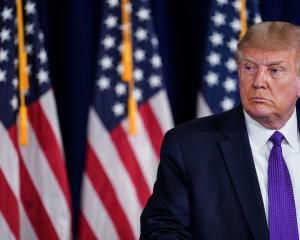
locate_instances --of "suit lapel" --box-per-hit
[219,107,268,240]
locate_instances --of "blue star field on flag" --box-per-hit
[93,0,165,131]
[201,0,261,114]
[0,0,51,129]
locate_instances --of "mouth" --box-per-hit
[250,97,270,103]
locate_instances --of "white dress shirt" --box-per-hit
[244,108,300,234]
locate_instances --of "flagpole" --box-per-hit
[121,0,137,135]
[16,0,29,145]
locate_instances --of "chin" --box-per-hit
[244,105,272,120]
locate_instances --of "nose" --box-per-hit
[252,68,267,89]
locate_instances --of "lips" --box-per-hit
[250,96,270,103]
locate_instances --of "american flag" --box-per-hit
[197,0,261,117]
[79,0,173,239]
[0,0,71,239]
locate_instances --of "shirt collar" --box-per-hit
[243,108,299,151]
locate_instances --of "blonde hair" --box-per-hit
[237,21,300,65]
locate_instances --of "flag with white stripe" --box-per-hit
[0,0,71,239]
[79,0,173,239]
[197,0,261,117]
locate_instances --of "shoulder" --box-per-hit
[158,106,245,174]
[166,106,243,140]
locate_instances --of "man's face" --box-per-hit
[238,47,300,128]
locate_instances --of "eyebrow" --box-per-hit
[241,58,286,66]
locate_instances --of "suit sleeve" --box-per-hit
[140,129,193,239]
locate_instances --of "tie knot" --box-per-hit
[269,131,284,146]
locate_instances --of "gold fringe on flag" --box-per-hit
[121,0,137,135]
[16,0,30,145]
[239,0,247,40]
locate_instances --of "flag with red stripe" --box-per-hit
[79,0,173,239]
[0,0,72,239]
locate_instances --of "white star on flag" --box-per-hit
[220,96,234,111]
[134,88,143,101]
[134,68,144,81]
[116,63,124,75]
[209,32,224,46]
[135,28,148,41]
[232,0,241,12]
[227,38,238,52]
[12,78,18,89]
[134,49,146,62]
[225,58,237,72]
[149,75,162,88]
[0,48,8,62]
[0,28,11,42]
[136,8,150,21]
[211,12,226,26]
[10,95,18,110]
[105,15,118,29]
[115,82,127,96]
[0,69,6,82]
[216,0,228,6]
[150,55,162,68]
[38,49,48,63]
[230,18,241,32]
[36,69,49,84]
[107,0,119,8]
[26,44,33,55]
[207,52,221,66]
[97,76,111,90]
[112,102,125,116]
[151,37,159,47]
[223,77,237,93]
[99,56,113,69]
[1,7,13,21]
[38,32,44,41]
[102,35,116,49]
[25,23,34,35]
[25,1,36,15]
[205,71,219,86]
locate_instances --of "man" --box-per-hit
[140,22,300,240]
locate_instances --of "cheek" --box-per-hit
[239,84,249,105]
[275,83,300,106]
[239,80,250,95]
[239,84,245,97]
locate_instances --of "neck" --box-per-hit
[246,109,296,130]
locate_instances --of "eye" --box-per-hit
[245,65,252,70]
[270,67,283,76]
[241,63,256,74]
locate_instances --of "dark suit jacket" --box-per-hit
[140,106,275,240]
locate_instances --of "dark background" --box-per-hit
[35,0,300,233]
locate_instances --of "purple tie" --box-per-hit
[268,131,299,240]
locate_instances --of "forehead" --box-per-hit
[240,47,297,66]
